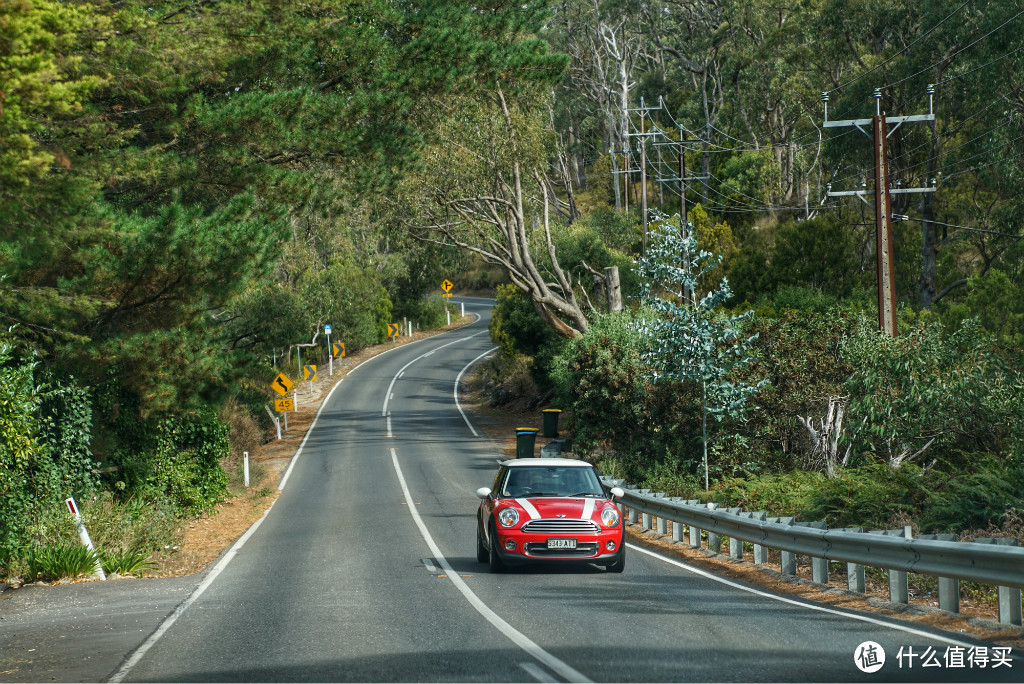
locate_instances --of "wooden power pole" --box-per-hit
[824,87,936,337]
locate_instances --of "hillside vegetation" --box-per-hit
[3,0,1023,578]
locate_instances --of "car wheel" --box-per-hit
[606,547,626,573]
[476,521,488,563]
[488,525,505,573]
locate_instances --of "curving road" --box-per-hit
[2,297,1020,683]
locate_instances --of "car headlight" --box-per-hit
[498,507,520,528]
[601,506,620,528]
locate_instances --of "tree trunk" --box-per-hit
[605,266,622,312]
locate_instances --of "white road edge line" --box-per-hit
[390,448,591,684]
[627,542,995,651]
[455,347,499,437]
[520,662,559,683]
[108,501,278,682]
[381,330,487,417]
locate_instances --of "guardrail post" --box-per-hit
[871,529,910,604]
[836,528,866,592]
[706,503,721,552]
[669,499,686,542]
[625,486,639,524]
[920,534,959,613]
[741,511,768,564]
[768,516,796,575]
[975,538,1023,626]
[795,522,829,583]
[726,508,744,560]
[642,511,652,529]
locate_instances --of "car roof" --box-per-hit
[501,458,594,468]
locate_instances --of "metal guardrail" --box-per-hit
[602,477,1024,626]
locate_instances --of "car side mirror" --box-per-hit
[475,487,492,500]
[609,487,624,501]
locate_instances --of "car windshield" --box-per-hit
[499,465,604,498]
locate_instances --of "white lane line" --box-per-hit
[390,448,591,684]
[627,543,996,651]
[112,320,490,681]
[109,501,278,682]
[381,331,488,417]
[520,662,559,683]
[454,347,498,437]
[280,322,483,489]
[387,416,393,438]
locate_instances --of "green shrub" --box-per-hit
[919,456,1024,532]
[396,295,453,330]
[108,410,229,515]
[0,336,45,561]
[488,284,564,388]
[0,338,98,562]
[712,469,831,516]
[551,309,703,481]
[27,544,99,582]
[100,548,156,576]
[842,316,1024,468]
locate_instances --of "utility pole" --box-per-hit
[626,97,662,255]
[824,86,936,337]
[650,126,706,237]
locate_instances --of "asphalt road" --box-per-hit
[2,296,1021,683]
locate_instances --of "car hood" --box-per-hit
[511,496,608,522]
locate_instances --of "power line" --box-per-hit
[881,7,1024,90]
[941,147,1024,181]
[936,43,1024,87]
[893,214,1024,240]
[825,1,971,96]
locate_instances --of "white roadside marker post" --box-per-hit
[243,451,250,488]
[461,302,465,317]
[447,308,451,326]
[325,324,333,377]
[264,405,282,440]
[65,498,105,580]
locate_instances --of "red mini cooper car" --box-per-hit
[475,458,626,572]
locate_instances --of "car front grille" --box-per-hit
[524,542,600,557]
[521,519,600,534]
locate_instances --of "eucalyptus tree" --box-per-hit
[635,216,766,490]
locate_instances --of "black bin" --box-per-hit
[515,427,539,458]
[542,409,562,438]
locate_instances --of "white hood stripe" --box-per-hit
[581,498,596,521]
[515,498,541,520]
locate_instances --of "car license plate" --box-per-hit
[547,538,577,549]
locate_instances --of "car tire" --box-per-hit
[476,522,488,564]
[606,547,626,573]
[488,525,505,573]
